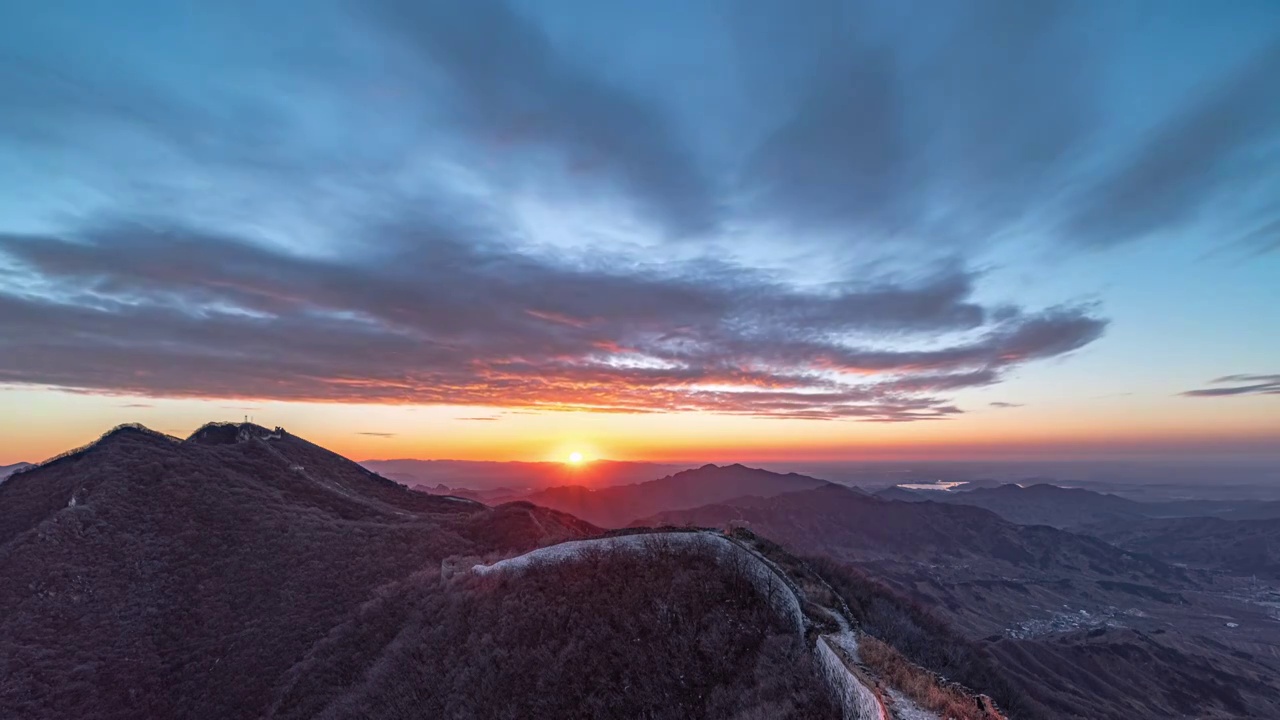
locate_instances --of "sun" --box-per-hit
[566,451,584,465]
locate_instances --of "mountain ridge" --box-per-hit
[0,422,596,719]
[512,463,836,527]
[360,457,688,492]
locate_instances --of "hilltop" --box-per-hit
[0,461,32,483]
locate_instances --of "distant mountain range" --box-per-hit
[634,483,1280,718]
[879,481,1280,527]
[508,463,833,528]
[637,484,1187,630]
[359,457,687,492]
[877,483,1148,528]
[875,482,1280,581]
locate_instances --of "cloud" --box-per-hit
[357,432,397,438]
[732,2,1280,257]
[117,402,153,408]
[989,402,1024,409]
[3,0,1278,264]
[370,0,716,236]
[1182,374,1280,397]
[0,221,1105,421]
[1236,217,1280,255]
[1065,43,1280,247]
[736,0,1098,246]
[457,416,500,422]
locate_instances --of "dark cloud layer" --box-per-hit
[1182,375,1280,397]
[0,222,1104,420]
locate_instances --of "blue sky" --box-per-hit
[0,0,1277,461]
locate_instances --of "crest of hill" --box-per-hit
[1,461,34,482]
[187,420,278,444]
[516,463,836,528]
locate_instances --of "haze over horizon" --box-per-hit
[2,0,1278,466]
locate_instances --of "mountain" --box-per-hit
[926,483,1149,529]
[1086,515,1280,579]
[0,423,595,719]
[0,461,32,482]
[360,458,685,492]
[636,485,1187,635]
[873,485,927,502]
[2,424,977,720]
[876,481,1280,530]
[515,463,834,528]
[636,485,1280,719]
[406,483,529,504]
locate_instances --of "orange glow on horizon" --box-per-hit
[0,388,1276,467]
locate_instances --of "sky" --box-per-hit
[0,0,1278,465]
